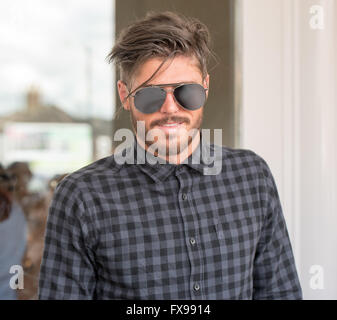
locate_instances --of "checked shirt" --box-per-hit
[38,134,302,299]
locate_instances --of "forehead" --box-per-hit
[132,55,203,87]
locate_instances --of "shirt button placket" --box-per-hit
[177,172,203,299]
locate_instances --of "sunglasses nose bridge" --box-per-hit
[164,88,175,94]
[159,88,180,113]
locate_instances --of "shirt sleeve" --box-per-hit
[38,179,97,299]
[252,156,302,300]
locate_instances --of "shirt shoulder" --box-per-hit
[48,155,123,241]
[209,144,270,177]
[57,153,122,191]
[221,145,262,163]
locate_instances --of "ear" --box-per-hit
[117,80,131,111]
[204,74,210,98]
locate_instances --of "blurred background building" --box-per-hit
[0,0,336,300]
[0,86,112,178]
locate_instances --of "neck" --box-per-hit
[135,131,201,165]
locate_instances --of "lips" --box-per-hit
[156,122,185,133]
[160,122,183,127]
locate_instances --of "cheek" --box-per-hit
[189,109,203,124]
[131,107,153,127]
[144,116,157,129]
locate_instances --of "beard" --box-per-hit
[130,109,203,157]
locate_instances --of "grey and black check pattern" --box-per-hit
[38,134,302,300]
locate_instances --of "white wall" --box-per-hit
[240,0,337,299]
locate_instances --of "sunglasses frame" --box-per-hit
[129,82,208,113]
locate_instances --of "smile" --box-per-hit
[156,122,185,133]
[161,122,182,127]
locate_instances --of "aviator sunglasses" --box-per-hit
[128,82,208,114]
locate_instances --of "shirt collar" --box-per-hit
[115,132,223,182]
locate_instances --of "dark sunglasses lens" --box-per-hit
[134,87,166,114]
[174,84,206,110]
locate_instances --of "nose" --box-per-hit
[159,90,180,114]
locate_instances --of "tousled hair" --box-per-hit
[107,11,215,118]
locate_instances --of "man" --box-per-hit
[39,11,302,299]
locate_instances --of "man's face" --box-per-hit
[118,55,209,157]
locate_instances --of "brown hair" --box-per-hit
[107,11,214,117]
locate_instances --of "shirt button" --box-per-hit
[194,283,200,291]
[182,193,188,200]
[189,237,196,245]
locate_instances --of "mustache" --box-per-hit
[150,116,190,128]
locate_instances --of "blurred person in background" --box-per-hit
[14,172,68,300]
[7,162,33,216]
[0,164,27,300]
[0,164,12,223]
[4,162,59,300]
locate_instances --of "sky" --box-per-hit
[0,0,115,119]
